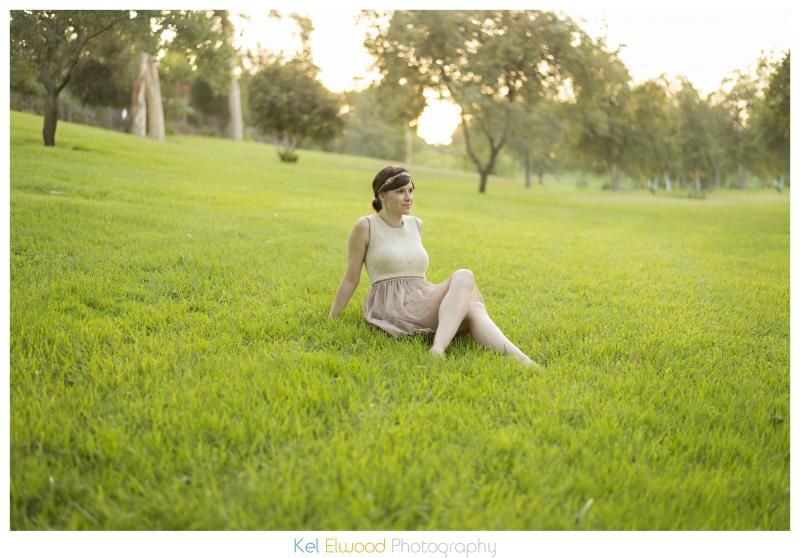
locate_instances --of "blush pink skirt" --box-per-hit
[362,275,485,338]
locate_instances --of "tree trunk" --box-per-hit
[537,169,544,185]
[664,171,672,192]
[43,90,59,147]
[145,54,165,141]
[524,153,531,188]
[478,171,489,194]
[610,162,620,190]
[130,52,148,137]
[228,65,243,141]
[694,171,701,191]
[737,163,746,190]
[405,126,414,164]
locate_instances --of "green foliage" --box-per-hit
[762,52,790,146]
[10,10,135,91]
[331,86,407,161]
[10,8,239,136]
[66,30,139,108]
[162,10,235,96]
[10,111,789,529]
[10,10,138,145]
[190,77,229,119]
[10,38,44,95]
[716,67,768,187]
[248,61,343,159]
[572,39,633,189]
[157,50,195,123]
[675,81,716,185]
[506,100,566,184]
[751,52,790,180]
[625,80,672,182]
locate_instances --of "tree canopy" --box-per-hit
[365,10,591,193]
[11,10,137,145]
[248,61,342,161]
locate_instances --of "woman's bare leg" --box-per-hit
[466,301,538,366]
[430,269,475,355]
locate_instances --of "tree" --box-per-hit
[716,68,764,189]
[216,11,244,141]
[571,38,633,190]
[65,29,136,109]
[752,51,789,189]
[248,61,342,161]
[190,77,229,124]
[156,50,195,127]
[372,77,427,164]
[365,10,588,193]
[507,99,565,187]
[674,80,714,192]
[626,79,672,190]
[360,10,427,164]
[10,10,135,146]
[333,85,408,161]
[124,11,237,141]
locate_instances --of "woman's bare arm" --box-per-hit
[328,217,369,318]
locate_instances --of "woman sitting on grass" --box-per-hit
[328,166,537,367]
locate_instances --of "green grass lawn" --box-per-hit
[10,110,789,529]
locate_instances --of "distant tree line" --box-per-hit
[10,9,789,193]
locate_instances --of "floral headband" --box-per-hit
[376,172,411,194]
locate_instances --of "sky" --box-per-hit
[229,2,792,145]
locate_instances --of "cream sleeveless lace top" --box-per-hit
[363,214,429,285]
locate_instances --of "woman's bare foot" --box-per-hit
[515,353,541,367]
[429,347,446,359]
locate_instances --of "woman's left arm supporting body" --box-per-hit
[328,217,369,318]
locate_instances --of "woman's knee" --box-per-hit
[466,300,487,320]
[450,268,475,290]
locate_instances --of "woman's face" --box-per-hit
[381,182,415,214]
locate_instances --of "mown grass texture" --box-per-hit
[10,111,789,529]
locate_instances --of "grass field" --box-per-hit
[9,110,789,530]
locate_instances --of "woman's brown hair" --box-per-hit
[371,166,412,212]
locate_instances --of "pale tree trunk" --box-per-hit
[694,171,702,192]
[664,171,672,193]
[228,64,243,141]
[524,153,531,188]
[737,163,746,190]
[538,169,544,185]
[129,51,148,137]
[405,126,414,164]
[610,162,620,190]
[145,54,165,141]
